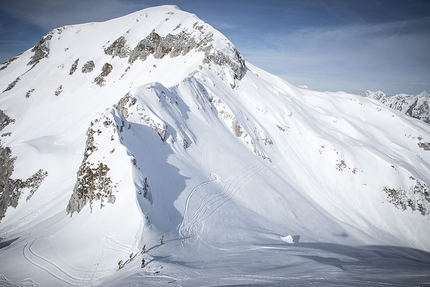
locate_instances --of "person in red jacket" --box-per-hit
[141,258,145,268]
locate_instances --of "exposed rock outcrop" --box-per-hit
[0,56,19,71]
[94,63,113,86]
[69,59,79,75]
[0,110,47,222]
[27,33,52,67]
[114,91,167,141]
[128,27,246,80]
[2,77,20,93]
[66,121,117,216]
[81,60,95,73]
[104,36,130,58]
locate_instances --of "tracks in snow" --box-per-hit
[22,239,79,286]
[21,235,117,286]
[180,164,266,238]
[178,177,218,237]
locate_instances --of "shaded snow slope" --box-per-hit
[0,5,430,286]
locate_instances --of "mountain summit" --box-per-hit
[1,5,430,286]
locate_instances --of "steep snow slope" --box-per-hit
[0,5,430,286]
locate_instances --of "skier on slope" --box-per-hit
[141,244,146,254]
[141,258,145,268]
[160,235,164,245]
[118,260,123,269]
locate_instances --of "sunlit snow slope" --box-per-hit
[1,5,430,287]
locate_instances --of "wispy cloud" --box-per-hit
[0,0,149,30]
[240,17,430,94]
[211,20,239,30]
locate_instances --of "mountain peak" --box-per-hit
[1,5,430,286]
[1,5,246,87]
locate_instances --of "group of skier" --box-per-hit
[117,235,165,270]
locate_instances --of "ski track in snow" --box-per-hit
[81,233,138,284]
[22,239,79,286]
[81,236,104,286]
[101,234,133,254]
[22,236,117,286]
[0,275,40,287]
[178,178,218,237]
[141,269,181,287]
[179,164,267,239]
[115,271,181,287]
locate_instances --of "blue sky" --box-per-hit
[0,0,429,95]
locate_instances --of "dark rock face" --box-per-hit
[204,47,246,80]
[0,56,19,71]
[94,63,113,86]
[128,28,246,80]
[81,61,95,73]
[2,77,20,93]
[55,85,63,96]
[383,178,430,216]
[114,91,167,141]
[69,59,79,75]
[128,30,194,63]
[28,34,52,67]
[104,36,130,58]
[66,119,117,216]
[0,110,47,222]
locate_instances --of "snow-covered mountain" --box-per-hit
[1,5,430,286]
[362,90,430,124]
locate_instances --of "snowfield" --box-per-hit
[0,5,430,286]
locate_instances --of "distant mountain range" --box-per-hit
[362,90,429,124]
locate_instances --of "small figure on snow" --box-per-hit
[141,244,146,254]
[141,258,145,268]
[118,260,123,269]
[129,252,134,261]
[160,235,164,245]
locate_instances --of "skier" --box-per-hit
[118,260,123,269]
[129,252,133,261]
[141,258,145,268]
[141,244,146,254]
[160,235,164,245]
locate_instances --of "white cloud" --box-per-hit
[211,20,239,30]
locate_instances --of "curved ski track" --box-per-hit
[180,164,266,238]
[21,236,117,286]
[22,239,79,286]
